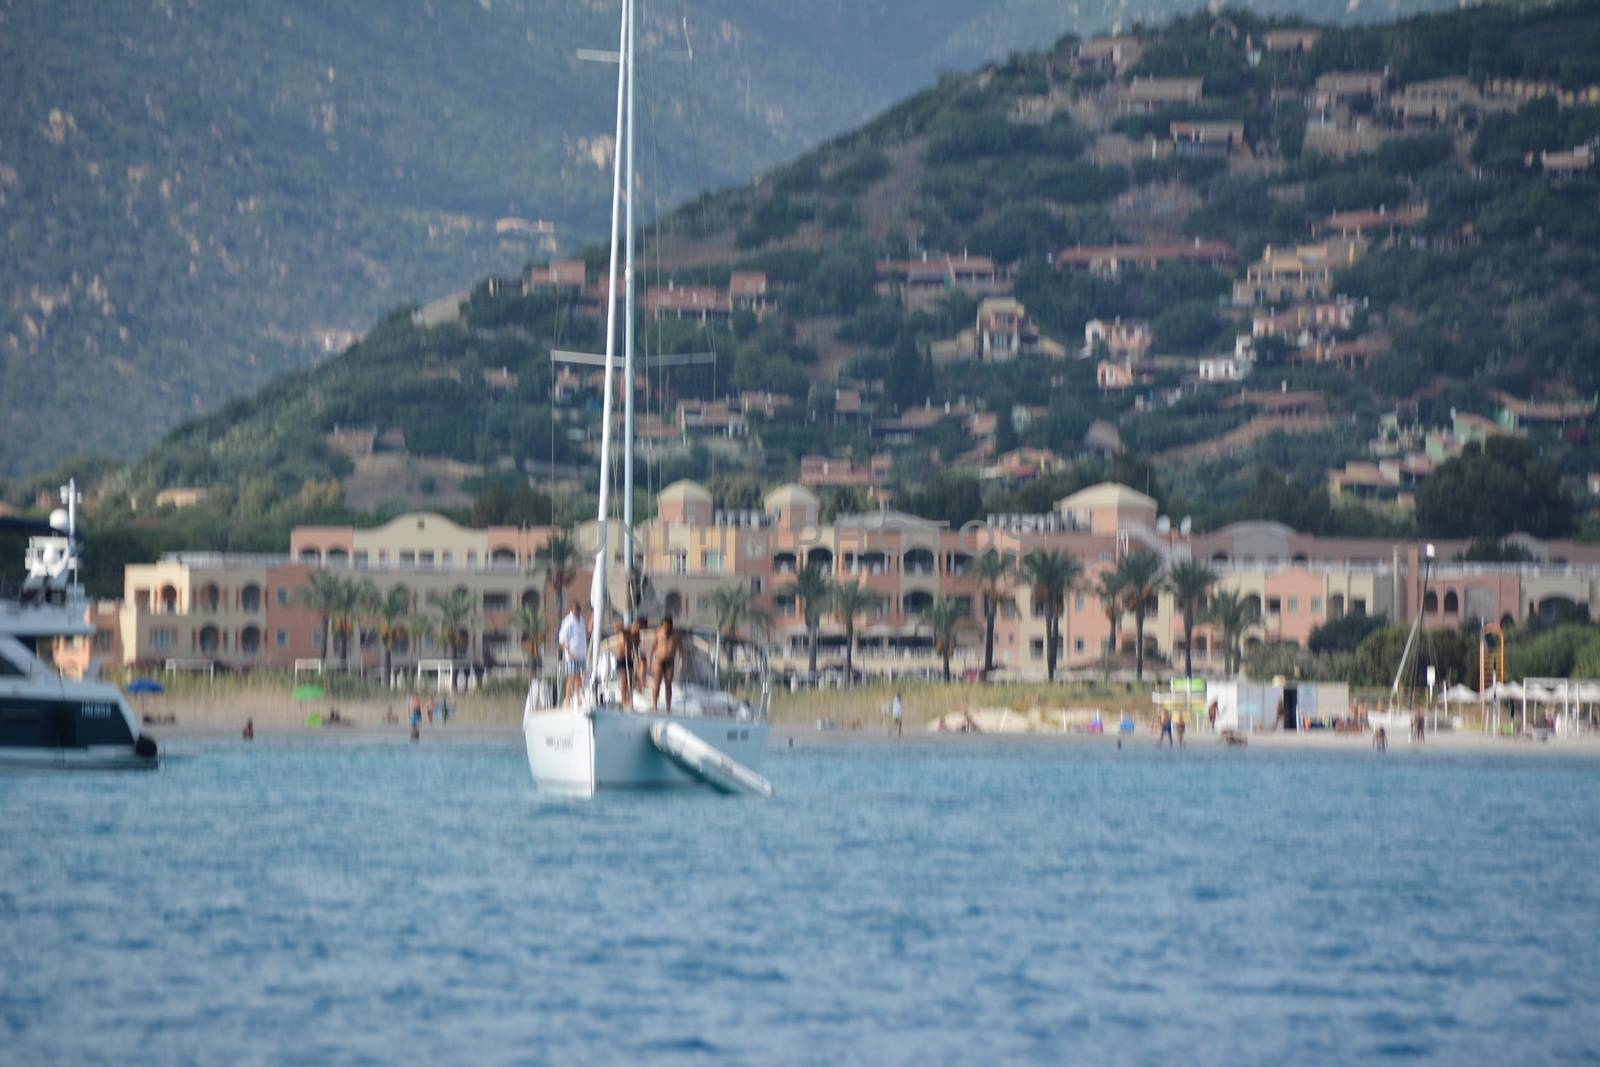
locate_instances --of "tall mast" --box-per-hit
[622,0,637,623]
[588,0,630,677]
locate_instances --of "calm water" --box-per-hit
[3,734,1599,1065]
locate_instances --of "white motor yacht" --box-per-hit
[0,482,157,769]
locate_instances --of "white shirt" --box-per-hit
[558,612,587,662]
[892,697,903,720]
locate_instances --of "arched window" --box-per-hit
[1328,594,1345,618]
[199,583,221,613]
[903,590,934,615]
[239,625,261,654]
[299,548,320,563]
[903,548,935,576]
[1443,591,1459,614]
[491,547,517,565]
[198,625,220,654]
[159,585,179,614]
[664,592,683,616]
[240,583,262,612]
[806,548,833,571]
[326,548,349,565]
[1423,591,1438,613]
[521,588,541,609]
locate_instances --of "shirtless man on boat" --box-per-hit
[650,614,687,714]
[613,614,647,705]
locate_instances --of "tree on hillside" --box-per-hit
[831,581,876,683]
[1022,550,1082,682]
[1166,559,1218,682]
[1115,548,1165,682]
[974,549,1015,679]
[785,564,833,676]
[1416,437,1573,539]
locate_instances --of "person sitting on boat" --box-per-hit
[558,602,587,706]
[649,614,687,715]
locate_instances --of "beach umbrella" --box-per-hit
[1442,684,1478,703]
[126,678,165,695]
[292,684,326,701]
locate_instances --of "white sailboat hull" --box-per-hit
[523,703,768,795]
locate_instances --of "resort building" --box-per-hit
[107,482,1600,681]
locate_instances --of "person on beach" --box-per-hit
[558,602,588,706]
[1158,708,1174,747]
[1274,696,1286,731]
[410,722,420,743]
[1412,709,1425,744]
[1374,725,1388,752]
[242,718,254,741]
[1176,713,1186,748]
[426,697,434,726]
[650,614,686,714]
[1207,700,1218,732]
[892,692,903,738]
[410,700,422,731]
[438,696,450,726]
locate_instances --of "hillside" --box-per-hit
[0,0,1474,477]
[8,0,1600,585]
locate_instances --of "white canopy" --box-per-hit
[1441,683,1480,703]
[1524,683,1559,703]
[1574,682,1600,702]
[1489,681,1525,700]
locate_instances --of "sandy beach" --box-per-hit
[133,685,1600,758]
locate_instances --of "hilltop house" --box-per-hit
[1082,317,1152,359]
[1076,35,1143,76]
[1312,204,1427,243]
[1232,239,1360,306]
[930,298,1066,364]
[1122,77,1203,114]
[1260,28,1320,53]
[1311,71,1387,111]
[1170,121,1247,157]
[1055,239,1236,277]
[875,252,1007,311]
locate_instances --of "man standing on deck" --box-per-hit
[650,615,686,714]
[559,602,588,705]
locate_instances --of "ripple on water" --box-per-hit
[2,737,1599,1065]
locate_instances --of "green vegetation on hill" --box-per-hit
[7,0,1600,576]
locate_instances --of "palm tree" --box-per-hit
[830,580,876,683]
[1115,548,1165,682]
[1166,559,1219,683]
[918,596,967,683]
[513,602,544,673]
[785,564,832,675]
[296,571,348,668]
[1207,589,1259,675]
[371,584,412,684]
[710,583,767,670]
[973,549,1014,680]
[1095,570,1127,677]
[1021,550,1082,682]
[351,579,381,676]
[541,531,578,622]
[429,588,476,660]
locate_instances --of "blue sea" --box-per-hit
[3,734,1599,1066]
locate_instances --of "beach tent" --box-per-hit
[1442,684,1478,703]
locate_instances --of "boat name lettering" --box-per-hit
[545,733,574,751]
[80,703,116,719]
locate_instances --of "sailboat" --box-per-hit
[1369,542,1435,739]
[521,0,771,796]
